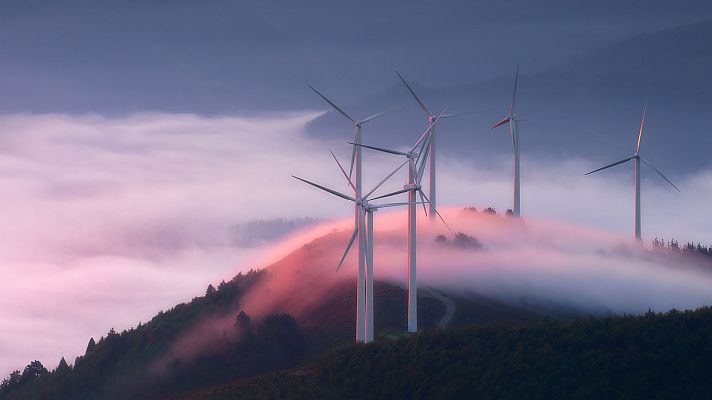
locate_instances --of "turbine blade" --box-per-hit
[411,107,448,152]
[363,159,409,199]
[374,201,423,208]
[348,140,356,180]
[307,85,356,124]
[418,189,429,217]
[292,175,356,202]
[636,100,647,153]
[336,227,359,272]
[349,142,408,156]
[415,133,430,171]
[369,187,411,201]
[359,104,406,125]
[419,189,453,233]
[441,111,471,119]
[584,156,635,175]
[416,139,430,185]
[510,63,519,115]
[491,116,511,129]
[640,156,681,192]
[395,70,432,116]
[330,149,356,192]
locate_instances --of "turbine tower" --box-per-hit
[353,111,452,333]
[491,64,524,217]
[395,71,466,221]
[307,85,398,341]
[294,154,412,343]
[585,102,680,241]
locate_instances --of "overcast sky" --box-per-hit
[2,0,711,112]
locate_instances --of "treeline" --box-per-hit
[0,269,308,400]
[461,206,514,216]
[175,307,712,400]
[653,237,712,260]
[462,206,712,264]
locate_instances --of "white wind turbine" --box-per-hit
[585,102,680,241]
[306,86,399,341]
[352,111,453,333]
[293,153,417,343]
[308,85,400,185]
[395,71,467,220]
[491,64,524,217]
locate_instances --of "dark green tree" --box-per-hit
[85,338,96,355]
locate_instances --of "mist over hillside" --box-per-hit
[2,111,711,378]
[4,208,712,399]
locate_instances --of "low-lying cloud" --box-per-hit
[0,111,710,376]
[240,210,712,324]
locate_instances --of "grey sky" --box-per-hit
[1,0,710,113]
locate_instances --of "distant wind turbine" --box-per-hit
[395,71,467,221]
[491,64,524,217]
[585,102,680,241]
[293,153,414,343]
[352,111,453,333]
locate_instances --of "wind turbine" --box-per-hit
[360,119,452,332]
[491,64,524,217]
[306,86,399,341]
[352,111,453,333]
[395,71,466,221]
[293,153,416,343]
[308,85,400,187]
[585,102,680,241]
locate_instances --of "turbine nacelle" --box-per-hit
[356,197,378,211]
[491,116,511,129]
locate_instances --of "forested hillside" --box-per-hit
[0,270,309,400]
[4,226,712,400]
[174,307,712,400]
[0,264,540,400]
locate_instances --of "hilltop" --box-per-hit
[3,208,712,399]
[0,228,542,400]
